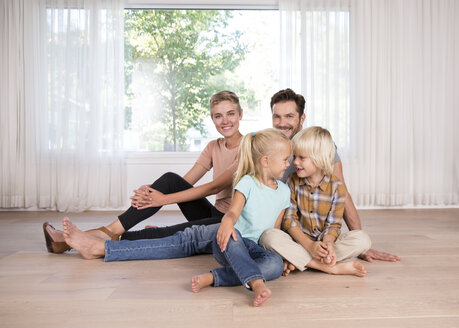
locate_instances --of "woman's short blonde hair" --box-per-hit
[292,126,335,176]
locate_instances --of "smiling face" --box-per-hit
[292,153,321,179]
[211,100,242,138]
[272,101,305,139]
[267,141,292,180]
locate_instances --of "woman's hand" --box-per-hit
[216,218,237,252]
[130,187,168,209]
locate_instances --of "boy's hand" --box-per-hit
[308,241,329,260]
[323,242,336,266]
[217,218,237,252]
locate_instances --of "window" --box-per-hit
[123,9,279,151]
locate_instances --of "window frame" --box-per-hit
[124,0,280,162]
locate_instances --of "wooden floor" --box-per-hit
[0,209,458,328]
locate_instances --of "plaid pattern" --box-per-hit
[282,174,346,241]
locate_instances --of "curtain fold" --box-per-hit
[1,0,126,211]
[279,0,459,206]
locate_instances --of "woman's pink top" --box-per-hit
[195,138,239,213]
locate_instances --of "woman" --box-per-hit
[44,90,244,253]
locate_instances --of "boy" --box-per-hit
[260,126,371,277]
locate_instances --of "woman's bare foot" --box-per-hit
[45,224,65,242]
[282,261,297,277]
[144,225,157,229]
[249,279,272,307]
[191,273,214,293]
[62,217,105,260]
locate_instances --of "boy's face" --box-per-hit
[293,153,320,178]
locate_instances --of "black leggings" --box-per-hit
[119,172,224,240]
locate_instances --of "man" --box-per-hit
[270,88,400,262]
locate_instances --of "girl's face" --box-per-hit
[211,100,242,139]
[293,153,320,178]
[267,142,291,179]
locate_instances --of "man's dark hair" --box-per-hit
[270,88,305,117]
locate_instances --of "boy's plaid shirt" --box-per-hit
[282,173,346,241]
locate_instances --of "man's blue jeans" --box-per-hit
[211,229,283,289]
[104,224,219,262]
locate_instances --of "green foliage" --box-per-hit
[124,10,248,151]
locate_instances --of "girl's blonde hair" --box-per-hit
[233,128,291,189]
[292,126,335,176]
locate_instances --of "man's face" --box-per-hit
[272,100,305,139]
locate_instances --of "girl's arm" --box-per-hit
[274,209,286,229]
[135,164,235,209]
[217,191,246,252]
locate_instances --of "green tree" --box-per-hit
[125,10,249,151]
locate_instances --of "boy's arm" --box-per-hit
[322,183,346,240]
[217,190,245,252]
[322,233,337,266]
[288,226,329,260]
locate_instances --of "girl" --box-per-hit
[191,128,292,307]
[44,90,243,253]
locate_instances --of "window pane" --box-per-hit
[123,9,279,151]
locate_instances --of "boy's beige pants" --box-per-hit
[259,228,371,271]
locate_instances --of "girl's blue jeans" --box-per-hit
[211,229,283,289]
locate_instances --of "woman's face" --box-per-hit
[210,100,242,138]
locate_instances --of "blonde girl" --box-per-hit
[191,128,292,307]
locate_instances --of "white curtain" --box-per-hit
[279,0,459,206]
[0,0,126,211]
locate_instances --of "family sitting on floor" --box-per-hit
[43,89,400,307]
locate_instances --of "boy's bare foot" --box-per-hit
[330,261,367,277]
[62,217,105,260]
[249,279,272,307]
[282,261,297,277]
[191,273,214,293]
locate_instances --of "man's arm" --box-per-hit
[333,160,401,262]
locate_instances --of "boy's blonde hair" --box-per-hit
[233,128,291,189]
[292,126,335,176]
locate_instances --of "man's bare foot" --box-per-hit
[191,273,214,293]
[330,261,367,277]
[249,279,272,307]
[282,261,297,277]
[46,224,65,242]
[62,217,105,260]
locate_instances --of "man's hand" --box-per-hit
[359,249,401,262]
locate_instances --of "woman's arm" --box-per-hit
[217,191,246,252]
[135,164,234,209]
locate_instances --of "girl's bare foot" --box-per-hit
[329,261,367,277]
[191,273,214,293]
[62,217,105,260]
[249,279,272,307]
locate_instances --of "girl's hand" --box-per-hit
[309,241,329,260]
[216,219,237,252]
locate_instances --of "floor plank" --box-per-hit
[0,209,458,327]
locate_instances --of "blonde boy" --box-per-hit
[260,126,371,277]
